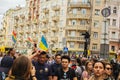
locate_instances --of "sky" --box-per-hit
[0,0,26,29]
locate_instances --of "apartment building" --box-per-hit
[40,0,106,55]
[105,0,120,54]
[0,28,5,46]
[2,0,120,55]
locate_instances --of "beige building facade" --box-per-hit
[105,0,120,54]
[1,0,120,55]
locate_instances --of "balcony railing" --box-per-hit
[41,27,48,32]
[52,5,60,11]
[67,13,90,19]
[14,23,18,27]
[14,16,19,20]
[19,30,24,34]
[51,25,59,31]
[20,14,25,19]
[19,22,24,27]
[66,25,88,31]
[33,19,39,25]
[66,36,85,42]
[52,15,59,21]
[109,38,119,42]
[42,8,49,13]
[51,36,58,42]
[41,16,49,23]
[69,2,91,8]
[26,21,31,26]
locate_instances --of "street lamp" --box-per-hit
[101,7,111,59]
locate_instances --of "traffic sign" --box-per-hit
[63,47,68,52]
[101,8,111,17]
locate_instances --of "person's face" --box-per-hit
[55,56,61,64]
[93,62,104,77]
[38,54,46,64]
[87,62,93,71]
[61,59,69,69]
[11,49,16,56]
[105,64,112,76]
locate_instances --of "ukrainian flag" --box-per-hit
[12,30,17,43]
[39,35,48,51]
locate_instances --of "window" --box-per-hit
[93,32,98,39]
[72,9,77,14]
[94,20,99,27]
[72,0,78,3]
[80,20,86,25]
[82,0,88,3]
[113,7,117,14]
[107,19,110,26]
[95,9,100,16]
[92,44,97,50]
[112,19,116,26]
[111,32,115,38]
[81,9,86,14]
[69,31,75,36]
[95,0,101,4]
[72,20,76,25]
[70,42,74,48]
[111,46,115,51]
[79,43,84,49]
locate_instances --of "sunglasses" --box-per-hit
[106,67,112,70]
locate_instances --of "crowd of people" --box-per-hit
[0,48,120,80]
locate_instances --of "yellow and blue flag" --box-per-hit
[39,35,48,51]
[12,30,17,43]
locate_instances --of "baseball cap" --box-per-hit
[0,56,14,74]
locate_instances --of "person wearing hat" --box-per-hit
[0,56,14,80]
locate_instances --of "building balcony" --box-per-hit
[66,36,85,42]
[69,2,91,8]
[66,25,88,31]
[26,29,31,34]
[41,27,48,32]
[19,30,24,34]
[14,16,19,20]
[51,25,59,31]
[67,13,90,19]
[33,19,39,25]
[32,28,37,33]
[14,23,18,27]
[109,38,119,42]
[42,8,49,13]
[51,37,58,42]
[41,16,49,23]
[20,14,25,19]
[52,15,59,21]
[26,21,31,26]
[18,38,23,42]
[52,5,60,11]
[19,22,24,27]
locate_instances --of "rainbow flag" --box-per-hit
[12,30,17,43]
[39,35,48,51]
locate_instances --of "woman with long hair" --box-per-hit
[81,60,93,80]
[5,55,36,80]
